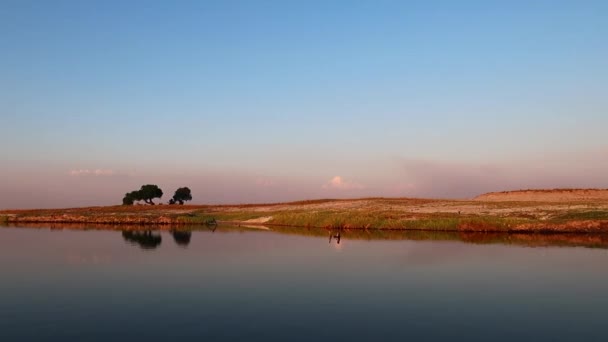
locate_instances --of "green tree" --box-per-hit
[122,190,144,205]
[122,193,135,205]
[129,190,143,202]
[138,184,163,205]
[171,187,192,205]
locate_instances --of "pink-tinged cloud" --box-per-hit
[69,169,116,176]
[322,176,365,190]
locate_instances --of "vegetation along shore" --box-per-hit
[2,189,608,234]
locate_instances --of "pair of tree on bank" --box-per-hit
[122,185,192,205]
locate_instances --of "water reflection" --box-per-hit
[5,222,608,250]
[329,229,342,244]
[122,231,162,250]
[3,224,608,342]
[171,230,192,247]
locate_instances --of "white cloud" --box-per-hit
[69,169,116,176]
[322,176,365,190]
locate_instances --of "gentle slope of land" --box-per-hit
[474,188,608,202]
[2,189,608,233]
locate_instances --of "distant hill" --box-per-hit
[474,189,608,202]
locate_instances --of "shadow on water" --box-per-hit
[5,222,608,250]
[171,230,192,247]
[122,231,162,250]
[120,230,194,249]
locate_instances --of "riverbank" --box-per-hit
[2,196,608,233]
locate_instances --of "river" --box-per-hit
[1,225,607,341]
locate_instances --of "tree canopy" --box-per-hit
[170,187,192,205]
[139,184,163,205]
[122,193,134,205]
[121,185,163,205]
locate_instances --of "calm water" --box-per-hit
[1,225,608,341]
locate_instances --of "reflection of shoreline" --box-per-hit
[233,224,271,230]
[254,226,608,250]
[4,223,608,250]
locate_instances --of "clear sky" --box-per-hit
[1,0,607,208]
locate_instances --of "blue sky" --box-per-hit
[1,1,607,208]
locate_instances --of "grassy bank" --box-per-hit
[2,197,608,233]
[266,210,535,231]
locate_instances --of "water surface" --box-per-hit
[1,225,607,341]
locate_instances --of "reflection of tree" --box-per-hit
[122,231,162,250]
[171,230,192,247]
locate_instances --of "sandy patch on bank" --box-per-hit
[238,224,271,230]
[243,216,273,223]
